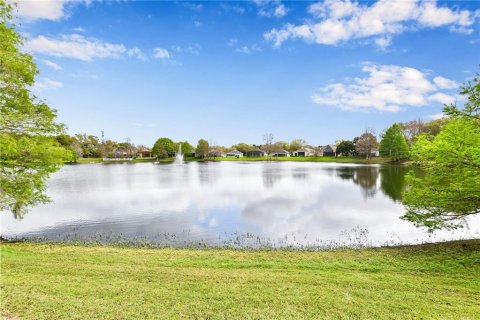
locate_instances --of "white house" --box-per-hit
[292,148,315,157]
[226,150,243,157]
[272,149,290,157]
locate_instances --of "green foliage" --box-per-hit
[379,123,409,161]
[176,141,194,155]
[152,137,175,158]
[288,139,306,152]
[443,71,480,120]
[233,143,254,154]
[195,139,209,158]
[0,1,70,217]
[336,140,355,156]
[403,118,480,231]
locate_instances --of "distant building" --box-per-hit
[321,145,337,157]
[137,147,152,158]
[272,149,290,157]
[291,148,315,157]
[208,149,225,158]
[244,149,265,157]
[225,150,243,157]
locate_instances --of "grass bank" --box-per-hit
[73,156,390,164]
[1,240,479,319]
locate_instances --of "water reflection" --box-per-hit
[1,162,478,247]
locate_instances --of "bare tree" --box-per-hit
[400,119,424,144]
[355,129,378,160]
[263,133,274,160]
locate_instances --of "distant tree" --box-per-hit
[176,141,194,155]
[289,139,306,152]
[355,130,378,159]
[56,134,81,161]
[152,137,175,158]
[399,119,424,144]
[379,124,409,162]
[422,118,450,137]
[195,139,209,158]
[273,141,289,151]
[263,133,274,159]
[0,1,71,217]
[233,143,254,154]
[336,140,355,156]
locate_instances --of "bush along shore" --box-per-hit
[1,239,479,319]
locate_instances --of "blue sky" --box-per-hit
[11,0,480,147]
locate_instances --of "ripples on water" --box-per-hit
[2,162,479,248]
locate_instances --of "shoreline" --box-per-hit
[70,156,394,165]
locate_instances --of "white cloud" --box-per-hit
[256,0,288,18]
[171,44,201,55]
[25,34,126,62]
[428,113,446,120]
[73,27,86,32]
[43,59,62,71]
[220,4,246,15]
[7,0,90,21]
[374,36,392,50]
[235,44,261,55]
[153,48,171,60]
[193,20,202,27]
[34,77,63,91]
[433,76,459,89]
[181,3,203,11]
[228,38,238,47]
[428,92,455,105]
[127,47,148,61]
[7,0,66,21]
[311,64,458,112]
[265,0,478,48]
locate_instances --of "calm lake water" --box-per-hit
[2,162,479,247]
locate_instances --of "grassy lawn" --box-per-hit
[1,240,479,319]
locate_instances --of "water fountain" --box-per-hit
[174,144,184,164]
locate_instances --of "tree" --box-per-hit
[263,133,274,159]
[0,1,71,217]
[195,139,209,158]
[336,140,355,156]
[443,71,479,120]
[289,139,306,152]
[233,143,254,154]
[176,141,193,155]
[402,74,480,231]
[399,119,424,144]
[152,137,174,158]
[355,130,378,159]
[379,123,409,162]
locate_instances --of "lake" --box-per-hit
[1,162,479,248]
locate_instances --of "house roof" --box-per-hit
[293,148,311,153]
[273,149,289,154]
[226,150,243,155]
[246,148,265,153]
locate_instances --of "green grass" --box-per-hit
[1,240,479,319]
[71,156,389,165]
